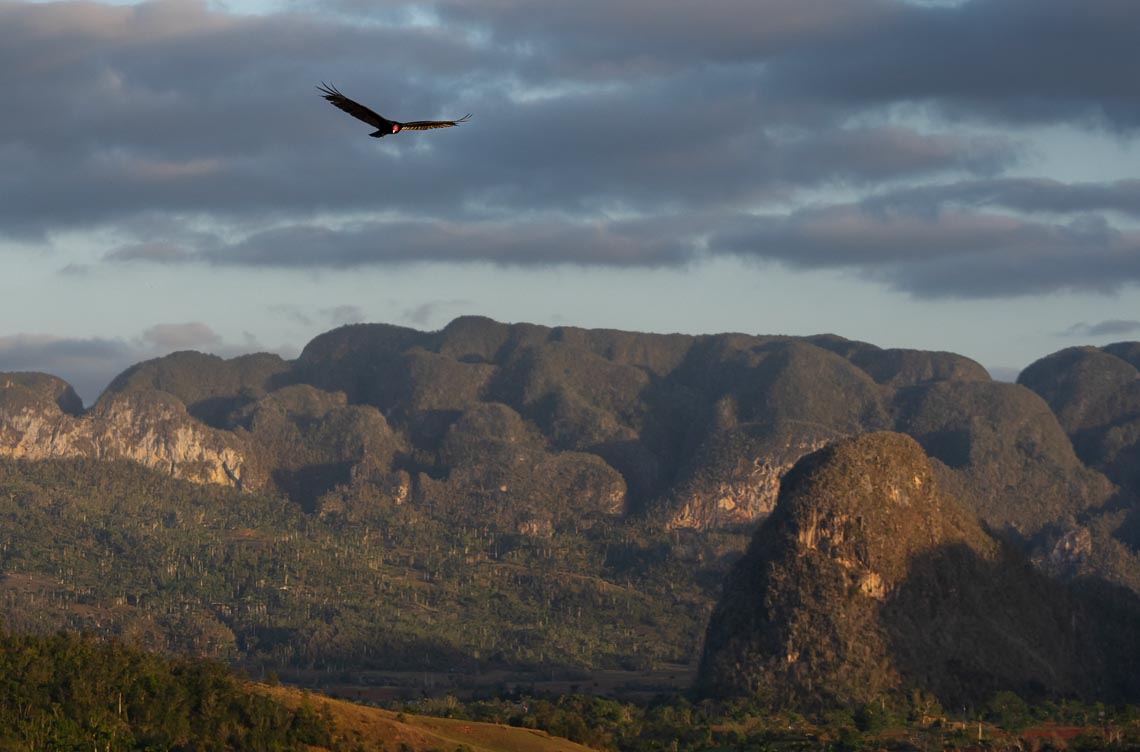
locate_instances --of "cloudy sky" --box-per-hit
[2,0,1139,402]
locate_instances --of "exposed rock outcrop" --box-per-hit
[0,378,248,487]
[697,432,1140,706]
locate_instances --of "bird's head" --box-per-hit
[392,124,401,134]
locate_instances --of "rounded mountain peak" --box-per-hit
[696,431,1132,707]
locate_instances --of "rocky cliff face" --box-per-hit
[0,374,248,487]
[664,431,832,530]
[697,432,1140,707]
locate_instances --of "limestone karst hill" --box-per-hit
[1020,343,1140,502]
[696,432,1140,707]
[0,318,1123,540]
[1017,344,1140,593]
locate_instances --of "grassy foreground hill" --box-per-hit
[0,624,589,751]
[261,685,593,752]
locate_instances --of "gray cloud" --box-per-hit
[402,299,473,327]
[198,217,698,268]
[0,334,138,405]
[140,322,223,350]
[423,0,1140,127]
[0,0,1038,234]
[1,0,1138,299]
[320,305,365,326]
[266,303,364,328]
[861,178,1140,219]
[1058,320,1140,338]
[85,172,1140,300]
[712,204,1140,298]
[107,242,197,264]
[765,0,1140,128]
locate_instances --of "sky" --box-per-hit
[2,0,1139,403]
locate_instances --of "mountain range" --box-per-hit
[2,318,1139,705]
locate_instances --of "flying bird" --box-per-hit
[317,83,471,138]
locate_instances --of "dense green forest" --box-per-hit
[0,628,335,750]
[0,457,743,675]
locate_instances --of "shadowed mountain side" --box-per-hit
[892,379,1116,534]
[231,384,406,512]
[696,433,1140,708]
[99,350,291,428]
[1017,345,1140,592]
[885,546,1140,705]
[0,372,84,416]
[293,323,432,408]
[1019,344,1140,498]
[419,402,627,533]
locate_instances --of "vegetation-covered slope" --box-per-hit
[0,628,336,750]
[2,321,1139,705]
[0,457,736,674]
[3,317,1115,539]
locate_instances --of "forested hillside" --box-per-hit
[0,457,737,674]
[4,317,1126,540]
[2,319,1140,706]
[0,628,335,749]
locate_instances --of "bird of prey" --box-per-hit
[317,83,471,138]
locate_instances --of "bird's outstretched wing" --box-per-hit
[317,82,394,131]
[399,114,472,130]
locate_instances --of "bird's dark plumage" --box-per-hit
[317,83,470,138]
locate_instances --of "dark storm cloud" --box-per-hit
[1058,320,1140,338]
[1,0,1138,298]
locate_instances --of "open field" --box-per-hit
[260,684,595,752]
